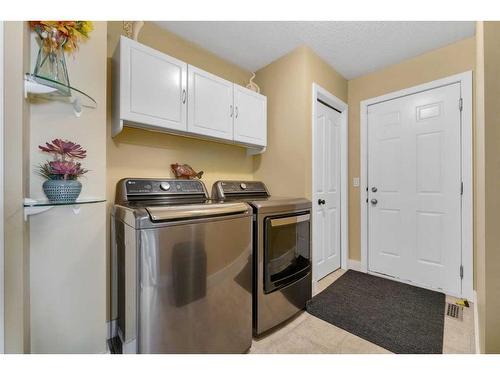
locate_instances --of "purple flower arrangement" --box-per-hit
[37,139,88,180]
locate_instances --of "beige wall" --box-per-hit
[253,46,347,199]
[347,37,476,261]
[106,22,255,320]
[3,21,30,354]
[475,21,500,354]
[474,21,486,353]
[253,47,309,198]
[28,22,107,353]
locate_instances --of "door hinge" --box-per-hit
[459,98,463,111]
[461,181,464,195]
[460,265,464,279]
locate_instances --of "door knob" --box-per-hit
[371,187,378,192]
[371,199,378,205]
[318,199,326,205]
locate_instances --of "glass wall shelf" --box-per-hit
[24,73,97,117]
[23,197,106,221]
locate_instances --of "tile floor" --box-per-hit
[249,269,475,354]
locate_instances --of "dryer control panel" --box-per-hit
[212,180,269,200]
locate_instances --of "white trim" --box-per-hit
[311,83,349,285]
[360,100,368,274]
[0,21,5,354]
[474,290,480,354]
[347,259,361,272]
[107,319,117,340]
[359,71,473,300]
[459,72,474,301]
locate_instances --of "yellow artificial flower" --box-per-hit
[30,21,94,54]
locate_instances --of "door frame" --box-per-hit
[360,71,473,300]
[311,83,349,283]
[0,20,5,354]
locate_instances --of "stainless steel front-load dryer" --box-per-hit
[212,180,312,335]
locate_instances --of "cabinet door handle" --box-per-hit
[230,105,233,117]
[235,106,239,118]
[181,89,186,104]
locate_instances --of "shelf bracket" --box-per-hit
[71,97,82,117]
[24,76,57,99]
[24,198,84,221]
[24,205,53,221]
[24,74,95,118]
[246,147,266,156]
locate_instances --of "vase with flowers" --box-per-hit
[30,21,93,93]
[37,139,89,203]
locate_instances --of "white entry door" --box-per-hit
[367,83,462,296]
[0,21,4,353]
[313,101,342,280]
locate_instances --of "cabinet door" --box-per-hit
[188,65,234,140]
[121,36,187,132]
[233,84,267,147]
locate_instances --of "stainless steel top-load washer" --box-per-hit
[111,178,253,353]
[212,181,312,335]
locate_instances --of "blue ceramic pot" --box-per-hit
[42,179,82,203]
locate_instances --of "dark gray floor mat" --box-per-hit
[306,270,445,354]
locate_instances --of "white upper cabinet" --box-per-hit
[187,65,234,141]
[113,37,267,151]
[233,84,267,147]
[113,36,187,136]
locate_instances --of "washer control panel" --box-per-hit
[125,179,206,195]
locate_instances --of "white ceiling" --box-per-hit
[154,21,475,79]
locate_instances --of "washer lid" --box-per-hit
[146,202,249,222]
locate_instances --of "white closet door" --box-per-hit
[233,84,267,147]
[313,102,342,281]
[187,65,234,140]
[0,20,4,354]
[121,36,187,132]
[368,83,462,295]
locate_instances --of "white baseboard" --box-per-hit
[347,259,361,271]
[474,290,480,354]
[107,319,117,340]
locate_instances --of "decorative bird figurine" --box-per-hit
[171,163,204,179]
